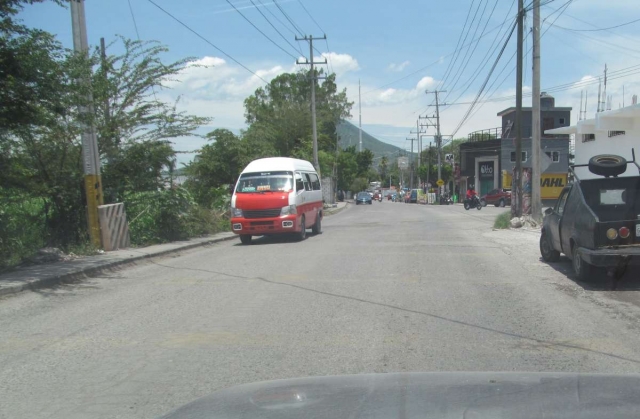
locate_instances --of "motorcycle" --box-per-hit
[439,194,453,205]
[463,195,482,211]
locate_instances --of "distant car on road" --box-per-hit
[356,192,373,205]
[481,188,511,207]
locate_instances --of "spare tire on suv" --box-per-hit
[588,154,627,177]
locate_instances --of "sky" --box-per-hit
[19,0,640,165]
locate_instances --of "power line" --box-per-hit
[552,17,640,32]
[248,0,304,56]
[438,0,517,114]
[296,0,334,74]
[226,0,299,60]
[146,0,269,83]
[451,19,518,137]
[257,0,298,36]
[437,0,478,91]
[127,0,141,40]
[273,0,305,36]
[441,0,500,105]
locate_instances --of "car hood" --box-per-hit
[234,192,290,210]
[159,372,640,418]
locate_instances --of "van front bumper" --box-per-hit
[579,246,640,267]
[231,215,299,235]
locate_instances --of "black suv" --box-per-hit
[540,152,640,285]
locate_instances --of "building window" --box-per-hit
[545,151,560,162]
[510,151,528,163]
[608,130,625,137]
[559,118,565,124]
[582,134,595,143]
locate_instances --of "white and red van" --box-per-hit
[230,157,323,244]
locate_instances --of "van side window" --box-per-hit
[295,175,305,193]
[303,173,313,191]
[309,173,321,190]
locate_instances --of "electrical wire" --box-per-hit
[451,19,518,137]
[552,17,640,32]
[226,0,299,60]
[249,0,304,56]
[437,0,478,91]
[273,0,305,36]
[442,0,494,97]
[296,0,334,74]
[146,0,269,83]
[127,0,141,40]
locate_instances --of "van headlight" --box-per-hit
[280,205,297,216]
[231,207,243,217]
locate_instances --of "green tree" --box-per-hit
[337,146,358,191]
[243,70,352,157]
[378,156,388,181]
[356,149,374,176]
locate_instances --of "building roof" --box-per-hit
[497,106,572,117]
[545,103,640,135]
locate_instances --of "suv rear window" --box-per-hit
[580,177,640,221]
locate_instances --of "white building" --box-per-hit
[546,103,640,180]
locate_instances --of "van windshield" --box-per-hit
[235,171,294,193]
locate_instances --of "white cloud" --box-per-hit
[388,61,410,72]
[416,76,435,91]
[322,52,359,75]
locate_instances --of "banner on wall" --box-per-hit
[502,171,567,200]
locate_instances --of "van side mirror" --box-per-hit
[544,207,553,215]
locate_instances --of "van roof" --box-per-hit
[241,157,316,174]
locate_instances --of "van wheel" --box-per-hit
[239,235,252,245]
[312,213,322,235]
[297,215,306,241]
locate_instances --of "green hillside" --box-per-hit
[337,120,409,162]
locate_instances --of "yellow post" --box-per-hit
[84,174,104,247]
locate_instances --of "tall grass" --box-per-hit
[493,211,512,229]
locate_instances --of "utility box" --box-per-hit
[98,203,130,251]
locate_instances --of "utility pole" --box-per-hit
[406,137,416,190]
[71,0,103,247]
[513,0,524,218]
[531,0,542,223]
[296,34,327,175]
[425,90,446,194]
[359,79,363,152]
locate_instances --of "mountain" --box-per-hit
[336,120,409,162]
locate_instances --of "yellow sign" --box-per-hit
[436,179,445,186]
[502,173,568,200]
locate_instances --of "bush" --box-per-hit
[124,187,228,246]
[0,196,47,269]
[494,211,511,229]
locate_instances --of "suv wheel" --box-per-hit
[540,231,560,262]
[572,245,593,281]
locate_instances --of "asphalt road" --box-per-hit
[2,201,640,418]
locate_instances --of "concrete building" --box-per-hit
[459,93,571,201]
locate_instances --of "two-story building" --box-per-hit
[459,93,571,201]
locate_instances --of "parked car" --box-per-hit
[356,191,373,205]
[407,189,418,204]
[540,152,640,284]
[481,188,511,207]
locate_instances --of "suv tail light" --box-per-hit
[619,226,630,239]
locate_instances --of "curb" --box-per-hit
[324,202,349,216]
[0,233,237,298]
